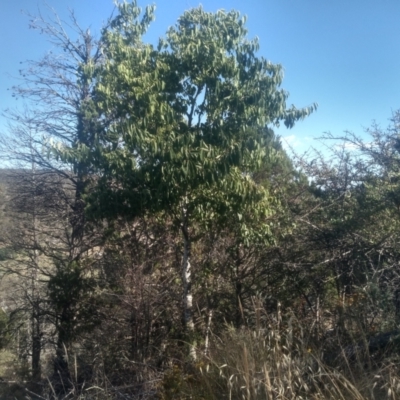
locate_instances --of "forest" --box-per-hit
[0,1,400,399]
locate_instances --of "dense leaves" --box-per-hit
[78,4,316,222]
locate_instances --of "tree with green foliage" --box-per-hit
[67,2,316,358]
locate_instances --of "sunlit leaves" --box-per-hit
[85,3,315,238]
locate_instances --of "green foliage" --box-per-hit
[48,262,98,343]
[79,3,316,226]
[48,262,89,311]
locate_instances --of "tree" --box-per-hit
[5,6,104,260]
[279,112,400,339]
[322,112,400,327]
[0,4,107,390]
[72,4,316,358]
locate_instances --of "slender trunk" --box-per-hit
[70,41,93,261]
[70,101,90,261]
[181,203,196,360]
[31,147,41,381]
[182,231,194,333]
[235,246,243,328]
[204,308,213,356]
[236,283,243,327]
[31,271,41,379]
[316,295,320,339]
[53,307,72,396]
[31,309,41,381]
[70,177,86,260]
[31,263,41,382]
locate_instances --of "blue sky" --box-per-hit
[1,0,399,154]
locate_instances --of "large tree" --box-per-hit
[69,3,316,358]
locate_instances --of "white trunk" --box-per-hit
[204,309,213,356]
[182,237,194,332]
[181,201,196,360]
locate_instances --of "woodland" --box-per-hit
[1,2,400,399]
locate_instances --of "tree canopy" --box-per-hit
[73,4,316,222]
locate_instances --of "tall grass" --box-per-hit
[6,309,400,399]
[159,312,400,400]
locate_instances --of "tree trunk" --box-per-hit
[235,245,244,328]
[181,204,196,360]
[53,307,72,397]
[31,307,41,381]
[204,308,213,356]
[31,153,42,381]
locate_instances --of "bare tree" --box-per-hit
[0,4,108,393]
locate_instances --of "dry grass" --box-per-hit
[158,314,400,400]
[4,309,400,399]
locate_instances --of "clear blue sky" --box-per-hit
[1,0,399,154]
